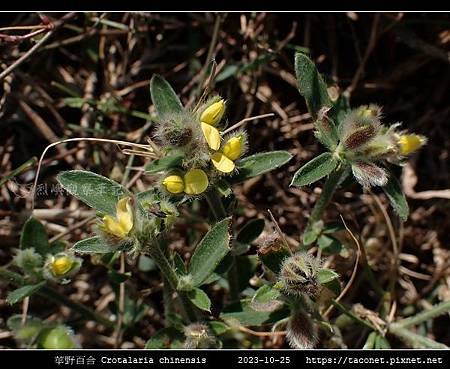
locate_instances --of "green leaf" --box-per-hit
[382,174,409,222]
[108,270,131,284]
[317,268,341,295]
[187,287,212,312]
[208,321,229,335]
[188,218,231,287]
[291,152,338,187]
[303,220,324,245]
[145,327,184,349]
[20,217,50,256]
[317,234,343,255]
[250,285,282,312]
[150,74,184,117]
[236,218,265,244]
[221,299,289,327]
[374,333,391,349]
[294,52,331,118]
[363,331,377,349]
[72,236,113,254]
[144,153,184,174]
[173,253,187,275]
[7,281,46,305]
[138,255,157,272]
[232,151,292,183]
[57,170,128,216]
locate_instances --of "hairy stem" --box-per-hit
[388,324,448,349]
[303,167,346,244]
[204,189,240,302]
[145,239,197,322]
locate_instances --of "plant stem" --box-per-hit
[388,323,448,349]
[204,189,240,302]
[330,299,376,331]
[146,239,197,322]
[303,167,346,244]
[0,267,114,328]
[395,300,450,328]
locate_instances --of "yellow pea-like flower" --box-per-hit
[102,197,134,239]
[162,175,185,194]
[200,100,225,126]
[51,256,73,277]
[201,122,221,150]
[398,134,426,155]
[184,169,209,195]
[211,135,244,173]
[211,152,235,173]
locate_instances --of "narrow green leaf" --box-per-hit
[232,151,292,183]
[317,234,343,255]
[382,174,409,222]
[363,331,377,349]
[20,217,50,256]
[294,52,331,118]
[317,268,341,295]
[374,334,391,349]
[144,153,183,174]
[250,284,283,312]
[236,218,265,244]
[221,299,289,327]
[291,152,338,187]
[150,74,184,117]
[187,287,212,312]
[7,282,46,305]
[57,170,128,216]
[72,236,113,254]
[188,218,231,287]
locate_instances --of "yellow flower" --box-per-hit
[200,100,225,126]
[50,256,73,277]
[398,134,426,155]
[201,122,221,150]
[101,197,133,238]
[211,135,245,173]
[184,169,209,195]
[162,175,185,194]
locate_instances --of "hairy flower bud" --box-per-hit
[286,309,318,349]
[183,323,217,349]
[279,252,321,297]
[162,175,184,194]
[44,252,82,284]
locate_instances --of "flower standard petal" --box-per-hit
[162,175,185,194]
[200,100,225,126]
[201,122,221,150]
[102,215,128,238]
[222,136,243,161]
[211,152,235,173]
[51,256,74,277]
[116,197,133,235]
[184,169,209,195]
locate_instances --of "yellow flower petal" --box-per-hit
[222,136,243,161]
[51,256,73,277]
[201,122,221,150]
[102,215,129,238]
[116,197,133,235]
[398,134,426,155]
[211,152,235,173]
[184,169,209,195]
[200,100,225,126]
[162,175,185,194]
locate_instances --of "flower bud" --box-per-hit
[162,175,184,194]
[183,323,217,349]
[398,134,426,155]
[44,252,81,283]
[222,135,244,161]
[14,248,43,275]
[351,161,388,188]
[200,99,225,126]
[279,252,321,297]
[39,325,79,349]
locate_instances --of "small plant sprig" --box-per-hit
[290,52,426,245]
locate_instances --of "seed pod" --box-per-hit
[279,252,321,298]
[286,308,318,349]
